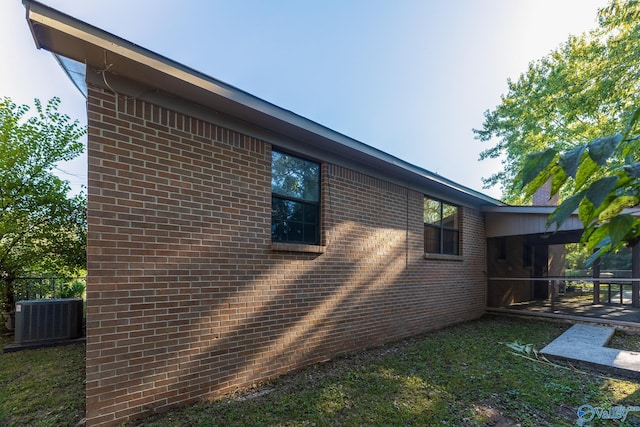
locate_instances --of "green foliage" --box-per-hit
[0,97,86,310]
[59,279,86,299]
[520,106,640,263]
[475,0,640,203]
[565,243,632,272]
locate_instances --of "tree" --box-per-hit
[0,97,86,312]
[519,106,640,264]
[474,0,640,203]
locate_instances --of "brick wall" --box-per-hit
[85,85,487,426]
[532,179,559,206]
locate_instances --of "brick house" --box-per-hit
[25,2,507,425]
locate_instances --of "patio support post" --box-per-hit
[549,280,558,312]
[632,242,639,308]
[593,255,600,305]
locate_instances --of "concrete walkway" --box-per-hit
[540,323,640,378]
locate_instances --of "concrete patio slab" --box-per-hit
[541,323,640,378]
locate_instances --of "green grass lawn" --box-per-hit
[133,316,640,427]
[1,316,639,427]
[0,336,85,427]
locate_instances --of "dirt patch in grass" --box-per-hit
[469,400,515,426]
[609,328,640,352]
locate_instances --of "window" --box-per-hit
[424,197,459,255]
[271,150,320,245]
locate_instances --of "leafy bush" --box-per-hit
[59,280,86,299]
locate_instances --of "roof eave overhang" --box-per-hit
[24,0,505,208]
[483,205,640,239]
[483,206,583,238]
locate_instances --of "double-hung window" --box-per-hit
[424,197,459,255]
[271,150,320,245]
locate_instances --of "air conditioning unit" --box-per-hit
[14,298,83,345]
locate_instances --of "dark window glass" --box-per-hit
[424,197,459,255]
[424,225,441,253]
[522,243,532,266]
[271,150,320,244]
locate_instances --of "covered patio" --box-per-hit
[483,206,640,325]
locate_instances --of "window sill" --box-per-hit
[424,253,463,262]
[271,242,326,254]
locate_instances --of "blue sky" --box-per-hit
[1,0,609,199]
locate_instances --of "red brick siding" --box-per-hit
[85,85,487,426]
[532,179,559,206]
